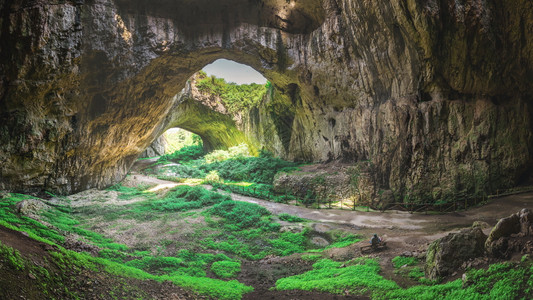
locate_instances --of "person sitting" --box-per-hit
[370,234,382,248]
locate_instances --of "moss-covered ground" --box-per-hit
[2,141,532,299]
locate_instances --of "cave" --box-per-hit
[1,1,533,299]
[0,0,532,200]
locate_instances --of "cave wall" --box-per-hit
[0,0,532,200]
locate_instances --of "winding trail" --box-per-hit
[127,158,533,252]
[230,191,533,232]
[128,168,533,235]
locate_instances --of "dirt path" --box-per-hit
[122,173,533,266]
[124,173,533,236]
[228,188,532,233]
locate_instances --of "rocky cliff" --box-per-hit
[0,0,532,201]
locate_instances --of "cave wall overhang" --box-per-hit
[0,0,531,200]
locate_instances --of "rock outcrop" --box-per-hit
[425,227,487,280]
[140,135,167,158]
[485,208,533,257]
[425,209,533,280]
[0,0,532,197]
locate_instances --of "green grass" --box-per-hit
[0,241,25,270]
[391,256,418,268]
[162,275,253,300]
[278,213,305,223]
[211,260,241,279]
[0,194,254,299]
[159,144,205,164]
[269,229,308,256]
[276,258,399,294]
[275,256,533,300]
[1,188,357,299]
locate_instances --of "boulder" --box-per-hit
[485,209,533,257]
[425,227,487,280]
[16,199,50,219]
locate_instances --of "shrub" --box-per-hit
[159,144,204,163]
[161,164,206,178]
[150,186,230,212]
[205,170,222,183]
[211,261,241,278]
[210,200,270,230]
[201,153,298,184]
[278,213,305,223]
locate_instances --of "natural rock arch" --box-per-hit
[1,0,532,202]
[161,78,260,154]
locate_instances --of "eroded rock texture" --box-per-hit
[425,227,487,280]
[0,0,532,198]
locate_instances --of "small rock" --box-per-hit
[28,273,36,280]
[401,251,413,257]
[472,221,490,229]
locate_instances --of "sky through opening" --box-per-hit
[202,59,267,85]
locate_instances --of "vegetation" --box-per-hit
[3,138,531,299]
[276,258,399,294]
[276,256,533,299]
[391,256,418,268]
[195,71,269,113]
[0,186,364,299]
[159,144,204,163]
[163,128,202,154]
[278,213,305,223]
[200,149,299,184]
[211,260,241,279]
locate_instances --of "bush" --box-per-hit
[201,153,298,184]
[278,213,305,223]
[159,144,204,163]
[204,144,251,163]
[161,164,206,178]
[211,261,241,278]
[205,170,222,183]
[210,200,270,230]
[151,186,230,212]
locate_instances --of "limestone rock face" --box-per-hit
[485,209,533,257]
[425,227,487,280]
[140,135,167,158]
[0,0,532,196]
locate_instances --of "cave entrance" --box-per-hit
[163,128,202,154]
[154,59,271,157]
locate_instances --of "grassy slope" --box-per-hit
[0,186,360,299]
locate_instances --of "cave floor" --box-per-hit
[114,172,533,297]
[3,169,532,299]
